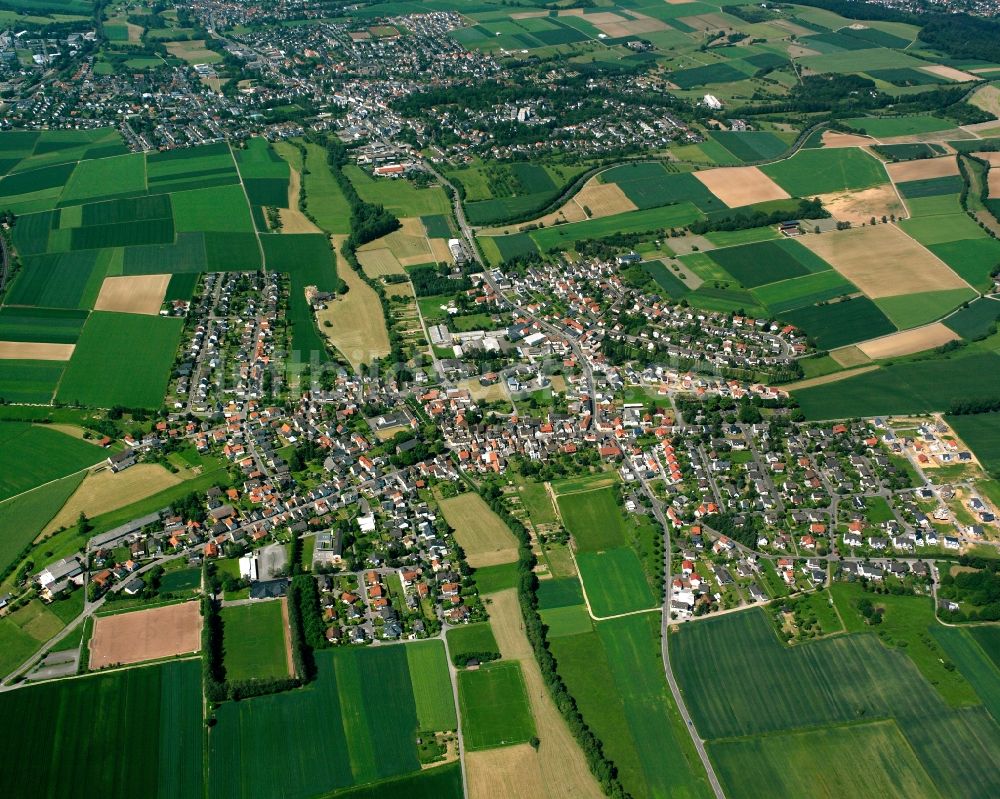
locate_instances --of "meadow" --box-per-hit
[844,115,956,138]
[783,297,896,350]
[457,660,535,750]
[552,613,711,799]
[761,148,888,196]
[0,472,85,577]
[300,142,352,234]
[556,484,628,552]
[0,422,103,501]
[404,640,457,731]
[751,269,855,314]
[209,646,433,799]
[793,351,1000,418]
[344,165,451,218]
[438,492,519,567]
[220,600,289,682]
[530,202,702,252]
[576,548,656,616]
[56,312,183,409]
[0,660,203,799]
[875,288,976,330]
[945,296,1000,339]
[446,622,499,664]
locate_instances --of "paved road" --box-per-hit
[640,471,726,799]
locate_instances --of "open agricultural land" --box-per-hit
[9,1,1000,798]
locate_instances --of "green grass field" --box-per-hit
[793,351,1000,418]
[60,152,147,204]
[457,660,535,750]
[761,148,888,196]
[0,472,84,577]
[0,422,103,501]
[875,288,977,330]
[345,164,451,218]
[540,604,592,637]
[56,312,184,409]
[6,249,110,309]
[299,143,351,234]
[784,296,896,350]
[845,115,956,138]
[404,640,457,731]
[172,184,255,232]
[946,412,1000,473]
[557,485,628,552]
[0,660,203,799]
[210,646,423,799]
[752,268,856,314]
[0,359,64,404]
[220,600,289,682]
[446,622,499,663]
[471,561,519,594]
[537,577,585,610]
[900,212,986,246]
[576,548,657,617]
[530,203,703,252]
[932,626,1000,722]
[930,238,1000,290]
[326,763,462,799]
[707,238,831,289]
[710,720,941,799]
[0,306,88,344]
[602,164,726,212]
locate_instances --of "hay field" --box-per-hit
[858,322,959,359]
[438,493,519,567]
[821,132,873,147]
[573,181,637,218]
[921,64,978,82]
[357,247,404,277]
[970,85,1000,119]
[89,601,201,669]
[817,185,904,224]
[43,463,182,534]
[316,245,390,371]
[474,588,603,799]
[0,341,73,360]
[94,274,170,315]
[429,237,454,263]
[830,345,872,367]
[799,225,969,297]
[885,157,959,183]
[279,167,322,233]
[693,166,789,208]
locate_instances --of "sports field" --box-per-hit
[0,660,203,799]
[56,313,183,408]
[457,661,535,751]
[221,600,290,682]
[90,601,202,669]
[0,422,103,501]
[438,493,519,567]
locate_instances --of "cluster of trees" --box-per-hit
[689,199,827,235]
[701,512,762,549]
[947,397,1000,415]
[409,264,472,297]
[939,562,1000,622]
[477,484,630,798]
[855,595,884,626]
[287,574,329,681]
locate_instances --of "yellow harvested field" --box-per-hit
[678,13,737,31]
[317,241,391,371]
[0,341,73,360]
[858,322,959,360]
[385,281,413,297]
[89,602,201,669]
[976,152,1000,167]
[511,10,548,19]
[821,131,873,147]
[885,156,959,183]
[978,153,1000,197]
[357,247,404,277]
[43,463,182,535]
[164,40,221,64]
[438,493,519,567]
[970,85,1000,119]
[782,365,880,391]
[94,274,169,315]
[879,129,971,145]
[694,166,790,208]
[474,589,604,799]
[429,237,454,263]
[798,225,970,298]
[829,345,872,368]
[573,181,637,218]
[591,12,667,37]
[279,167,322,233]
[920,64,978,83]
[818,185,903,225]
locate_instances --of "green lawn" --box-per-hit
[445,622,499,664]
[171,184,255,232]
[300,142,351,234]
[220,600,289,682]
[456,661,535,750]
